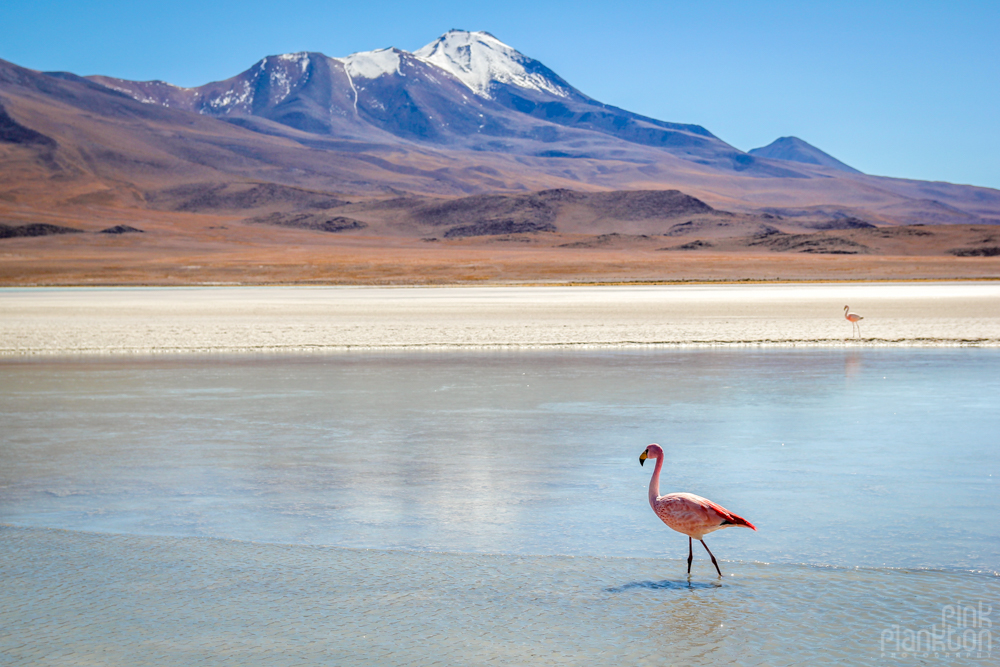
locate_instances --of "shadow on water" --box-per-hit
[605,579,722,593]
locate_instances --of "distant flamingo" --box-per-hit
[639,444,755,576]
[844,305,864,338]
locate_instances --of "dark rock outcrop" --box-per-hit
[248,211,368,233]
[0,223,83,238]
[99,225,144,234]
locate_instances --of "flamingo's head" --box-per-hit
[844,305,849,312]
[639,443,664,466]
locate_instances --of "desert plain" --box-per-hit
[2,194,1000,286]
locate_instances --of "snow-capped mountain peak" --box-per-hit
[339,48,404,80]
[83,30,728,167]
[414,29,570,99]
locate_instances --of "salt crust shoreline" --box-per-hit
[5,340,1000,358]
[2,282,999,356]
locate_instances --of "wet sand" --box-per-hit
[2,282,999,355]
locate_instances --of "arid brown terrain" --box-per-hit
[1,188,997,285]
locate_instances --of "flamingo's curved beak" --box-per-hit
[639,449,648,466]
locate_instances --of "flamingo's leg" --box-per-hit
[687,537,693,574]
[700,539,722,576]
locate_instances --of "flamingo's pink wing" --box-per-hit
[701,497,756,531]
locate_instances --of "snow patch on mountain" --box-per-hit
[270,71,292,102]
[87,77,193,108]
[340,48,402,80]
[98,82,161,105]
[205,79,254,114]
[277,52,311,74]
[414,29,570,99]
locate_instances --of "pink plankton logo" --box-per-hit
[881,602,992,660]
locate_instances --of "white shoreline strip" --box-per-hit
[4,340,1000,358]
[2,283,998,356]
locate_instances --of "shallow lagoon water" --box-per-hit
[2,349,998,664]
[2,349,998,570]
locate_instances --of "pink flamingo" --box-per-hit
[844,305,863,338]
[639,444,755,576]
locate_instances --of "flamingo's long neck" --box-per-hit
[648,455,663,508]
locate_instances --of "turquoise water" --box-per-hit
[2,349,998,665]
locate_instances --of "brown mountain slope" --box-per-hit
[4,55,1000,226]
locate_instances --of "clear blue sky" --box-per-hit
[2,0,998,190]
